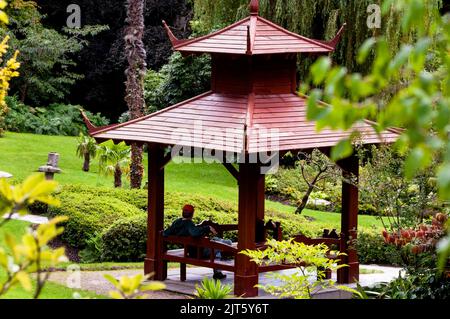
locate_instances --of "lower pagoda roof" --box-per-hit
[87,92,399,154]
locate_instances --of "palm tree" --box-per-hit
[97,140,131,188]
[124,0,146,189]
[76,133,98,172]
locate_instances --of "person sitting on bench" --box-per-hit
[163,204,230,280]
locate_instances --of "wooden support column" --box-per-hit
[255,167,265,243]
[235,162,262,297]
[144,144,167,280]
[337,154,359,284]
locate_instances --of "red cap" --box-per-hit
[183,204,194,213]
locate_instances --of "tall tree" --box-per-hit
[124,0,146,189]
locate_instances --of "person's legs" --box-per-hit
[211,237,232,280]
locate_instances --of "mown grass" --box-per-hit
[0,132,384,231]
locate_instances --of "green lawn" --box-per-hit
[0,132,384,231]
[0,219,106,299]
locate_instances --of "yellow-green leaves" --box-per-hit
[0,0,9,24]
[331,139,354,161]
[0,217,68,297]
[241,239,349,299]
[104,273,165,299]
[195,277,233,299]
[0,175,67,298]
[304,0,450,203]
[310,56,331,85]
[357,38,376,64]
[0,174,60,216]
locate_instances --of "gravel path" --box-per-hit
[48,269,188,299]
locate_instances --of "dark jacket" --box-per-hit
[163,218,211,238]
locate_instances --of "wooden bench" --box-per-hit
[160,221,343,281]
[160,219,283,281]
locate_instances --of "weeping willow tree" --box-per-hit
[191,0,442,76]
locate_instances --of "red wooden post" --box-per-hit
[337,154,359,284]
[255,168,266,242]
[144,144,167,280]
[235,162,261,297]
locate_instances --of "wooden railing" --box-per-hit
[159,219,284,281]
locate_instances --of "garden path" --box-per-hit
[46,264,403,299]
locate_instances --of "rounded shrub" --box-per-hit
[100,214,148,262]
[48,193,142,248]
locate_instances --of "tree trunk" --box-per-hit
[296,184,315,215]
[83,153,90,172]
[296,170,325,215]
[124,0,146,189]
[20,83,28,103]
[114,165,122,188]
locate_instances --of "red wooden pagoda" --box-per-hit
[84,0,399,297]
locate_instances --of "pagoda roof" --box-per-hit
[85,92,399,154]
[163,7,345,55]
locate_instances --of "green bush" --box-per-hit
[4,96,109,136]
[99,214,148,262]
[47,193,142,248]
[356,231,402,265]
[366,269,450,299]
[59,184,149,210]
[59,184,236,213]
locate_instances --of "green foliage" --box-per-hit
[47,192,142,248]
[0,174,59,217]
[76,133,97,160]
[359,145,440,231]
[2,2,108,105]
[191,0,440,76]
[76,133,98,172]
[303,0,449,197]
[4,96,109,136]
[364,269,450,299]
[241,239,355,299]
[265,166,309,201]
[96,140,131,188]
[98,214,147,262]
[300,1,450,264]
[0,174,68,298]
[59,184,149,210]
[144,52,211,113]
[195,277,233,299]
[356,231,402,265]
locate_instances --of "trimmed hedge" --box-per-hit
[47,193,142,248]
[59,184,236,213]
[59,185,148,210]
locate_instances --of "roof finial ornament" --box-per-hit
[249,0,259,15]
[162,20,182,47]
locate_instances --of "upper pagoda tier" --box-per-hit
[163,0,345,56]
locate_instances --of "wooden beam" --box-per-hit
[337,154,359,284]
[235,162,260,297]
[144,144,167,281]
[223,162,240,182]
